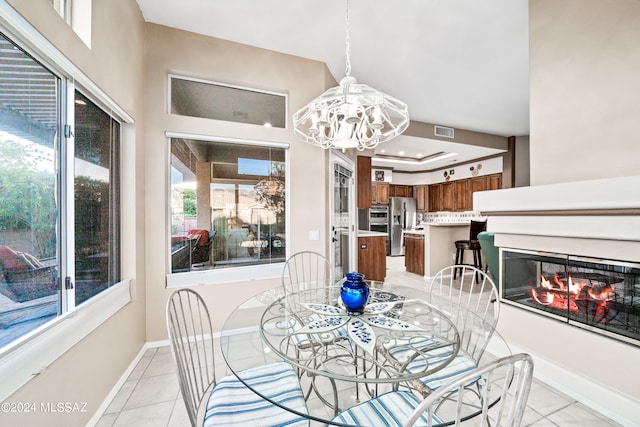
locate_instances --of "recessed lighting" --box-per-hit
[372,152,459,165]
[416,153,423,157]
[380,149,386,153]
[398,151,405,156]
[263,122,272,128]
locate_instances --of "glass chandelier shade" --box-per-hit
[293,0,409,151]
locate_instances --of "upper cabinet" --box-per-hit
[428,173,503,212]
[414,185,428,212]
[372,182,389,204]
[389,184,413,198]
[357,156,372,208]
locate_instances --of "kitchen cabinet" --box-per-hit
[358,235,387,281]
[441,182,455,211]
[390,184,413,198]
[357,156,372,208]
[429,183,441,212]
[454,179,469,211]
[487,173,502,191]
[414,185,428,212]
[371,182,389,204]
[404,233,424,276]
[429,173,503,212]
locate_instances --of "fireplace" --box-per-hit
[501,248,640,346]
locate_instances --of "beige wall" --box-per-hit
[529,0,640,185]
[143,24,334,339]
[491,0,640,413]
[2,0,146,426]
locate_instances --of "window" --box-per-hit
[170,138,286,274]
[169,75,287,128]
[74,91,120,305]
[0,32,121,350]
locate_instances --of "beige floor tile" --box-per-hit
[124,373,179,410]
[104,380,137,414]
[113,401,174,427]
[142,351,177,378]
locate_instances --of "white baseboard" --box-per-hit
[506,342,640,427]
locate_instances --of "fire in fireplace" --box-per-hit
[501,249,640,346]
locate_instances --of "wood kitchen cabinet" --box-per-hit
[414,185,428,212]
[487,173,502,191]
[390,184,413,198]
[454,179,469,211]
[429,183,441,212]
[357,156,372,208]
[404,233,424,276]
[371,182,389,204]
[429,173,503,212]
[441,182,455,211]
[358,235,387,281]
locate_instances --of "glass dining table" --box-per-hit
[219,281,512,426]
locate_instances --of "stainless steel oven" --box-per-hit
[370,205,389,224]
[369,205,390,255]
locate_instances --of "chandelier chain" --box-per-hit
[344,0,351,77]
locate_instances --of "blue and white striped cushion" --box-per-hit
[387,338,478,391]
[204,362,309,426]
[331,391,442,426]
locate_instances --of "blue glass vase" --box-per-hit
[340,272,370,314]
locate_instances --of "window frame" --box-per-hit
[0,3,133,401]
[165,132,290,288]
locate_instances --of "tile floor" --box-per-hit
[95,257,623,427]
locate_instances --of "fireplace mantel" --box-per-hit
[474,176,640,247]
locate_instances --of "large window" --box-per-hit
[170,138,286,273]
[0,32,121,350]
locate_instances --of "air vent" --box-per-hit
[434,125,455,139]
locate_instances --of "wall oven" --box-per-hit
[369,205,390,255]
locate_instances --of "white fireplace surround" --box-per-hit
[474,175,640,426]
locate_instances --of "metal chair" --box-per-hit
[331,353,534,427]
[333,353,533,427]
[386,265,500,392]
[166,289,309,427]
[281,250,333,300]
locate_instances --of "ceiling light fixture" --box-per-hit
[293,0,409,151]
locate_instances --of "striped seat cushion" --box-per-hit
[331,391,442,426]
[386,337,479,391]
[204,362,309,426]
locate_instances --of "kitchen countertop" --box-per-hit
[403,223,469,234]
[357,230,388,237]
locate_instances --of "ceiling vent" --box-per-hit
[434,125,455,139]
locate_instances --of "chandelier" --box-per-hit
[293,0,409,151]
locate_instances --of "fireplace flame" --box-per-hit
[530,273,615,313]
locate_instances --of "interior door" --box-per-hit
[330,153,355,281]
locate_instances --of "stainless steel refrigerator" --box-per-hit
[389,197,417,256]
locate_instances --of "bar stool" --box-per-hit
[454,220,487,279]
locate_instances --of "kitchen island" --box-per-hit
[403,223,470,277]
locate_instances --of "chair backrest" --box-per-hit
[405,353,535,427]
[428,265,500,362]
[166,289,216,427]
[477,231,499,281]
[282,251,333,298]
[469,220,487,241]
